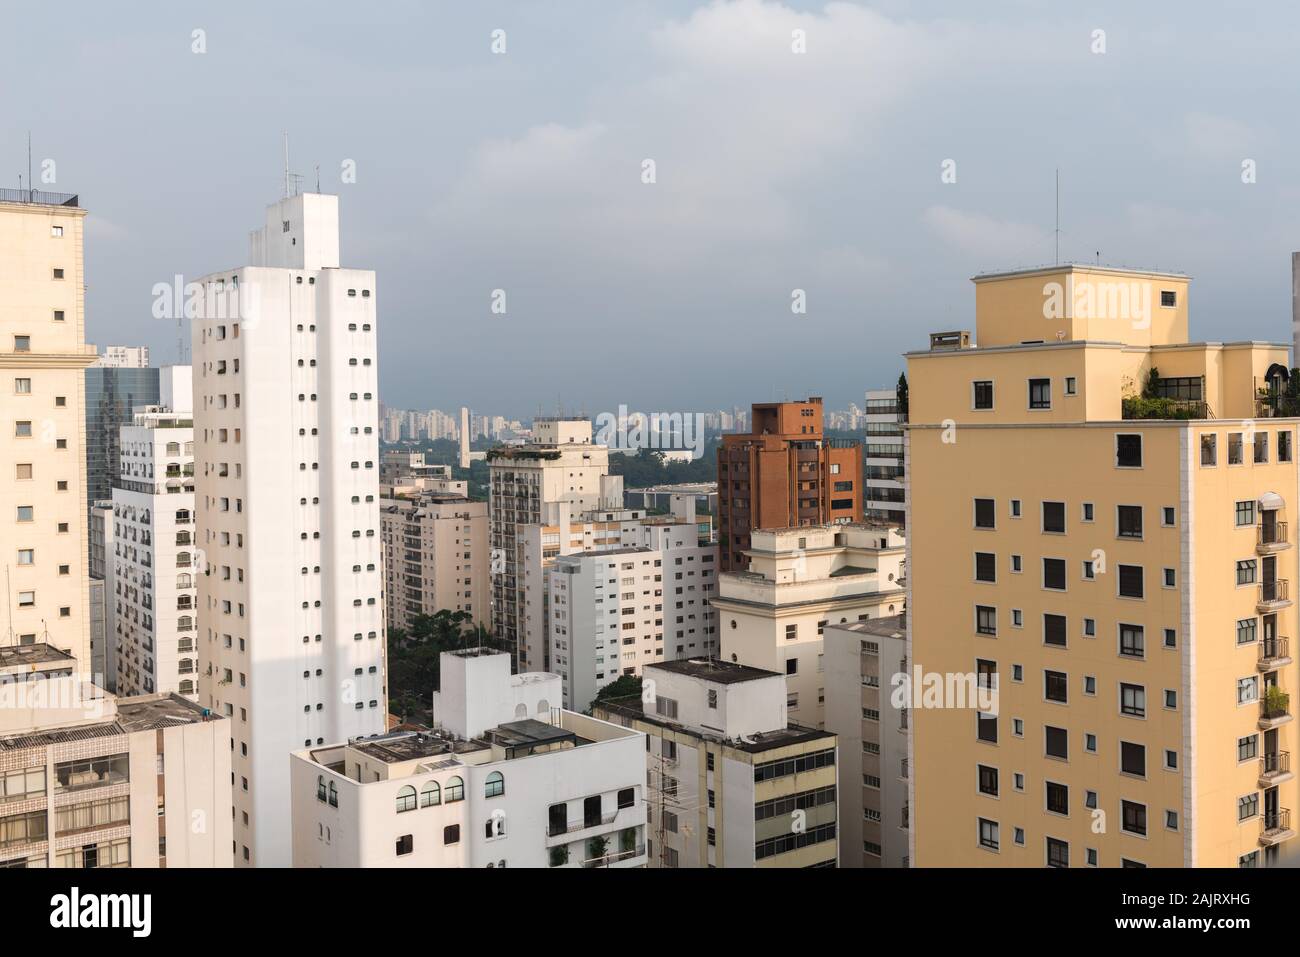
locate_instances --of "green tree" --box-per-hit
[386,609,507,723]
[592,674,642,712]
[895,372,909,418]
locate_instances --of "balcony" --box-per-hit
[1258,580,1291,613]
[1259,690,1292,730]
[582,843,646,868]
[1260,751,1293,788]
[1260,808,1294,847]
[1259,637,1292,671]
[1258,522,1290,555]
[1121,397,1211,420]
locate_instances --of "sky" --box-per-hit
[3,0,1300,418]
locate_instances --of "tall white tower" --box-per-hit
[193,193,386,867]
[459,406,471,469]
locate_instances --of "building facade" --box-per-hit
[864,388,905,527]
[192,192,387,867]
[824,615,910,867]
[85,361,160,556]
[715,524,906,729]
[488,418,620,664]
[0,643,232,868]
[1,190,95,665]
[594,658,839,868]
[379,492,488,631]
[908,263,1300,868]
[290,649,647,868]
[717,397,862,572]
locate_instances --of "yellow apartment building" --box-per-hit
[908,264,1299,868]
[1,190,95,667]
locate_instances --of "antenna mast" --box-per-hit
[1054,168,1060,265]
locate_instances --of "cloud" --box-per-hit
[923,205,1050,264]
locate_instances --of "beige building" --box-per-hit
[824,615,910,867]
[0,643,232,868]
[1,191,95,666]
[594,658,839,868]
[488,417,621,664]
[909,263,1300,868]
[379,492,488,631]
[715,523,906,729]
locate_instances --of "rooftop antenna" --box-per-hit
[1054,169,1060,265]
[27,131,32,201]
[315,163,320,194]
[283,132,291,199]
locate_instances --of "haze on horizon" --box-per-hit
[2,0,1297,418]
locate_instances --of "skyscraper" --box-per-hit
[0,188,95,666]
[85,357,160,557]
[192,192,387,867]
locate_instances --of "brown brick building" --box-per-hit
[716,397,863,571]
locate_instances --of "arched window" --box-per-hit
[514,703,527,718]
[316,775,327,802]
[177,615,193,631]
[485,812,506,839]
[444,776,465,803]
[328,782,338,807]
[420,781,441,807]
[396,785,417,813]
[536,699,550,714]
[485,771,504,799]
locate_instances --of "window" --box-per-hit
[1235,500,1257,527]
[1237,560,1257,586]
[1116,505,1143,539]
[1046,837,1069,868]
[13,336,30,352]
[1045,726,1068,760]
[484,771,504,798]
[1238,734,1258,762]
[1239,793,1259,821]
[975,605,997,637]
[1162,568,1176,588]
[14,378,30,394]
[1121,801,1147,836]
[978,765,998,796]
[420,781,441,807]
[978,818,999,850]
[395,785,417,813]
[1121,741,1146,777]
[1028,378,1051,410]
[1116,433,1142,468]
[444,824,461,845]
[1237,676,1258,705]
[1120,683,1146,718]
[974,498,995,529]
[1228,432,1244,465]
[1200,433,1217,466]
[1010,499,1022,518]
[1160,290,1177,307]
[1044,670,1068,703]
[1162,506,1175,526]
[617,788,635,809]
[1043,614,1067,647]
[1082,502,1094,522]
[1010,555,1022,573]
[974,552,996,583]
[1042,558,1066,591]
[444,776,465,802]
[1254,431,1269,464]
[1065,376,1077,396]
[395,834,413,856]
[973,380,994,410]
[1042,501,1065,534]
[1280,431,1293,463]
[1119,623,1145,659]
[1117,564,1144,599]
[1046,781,1069,815]
[977,712,998,743]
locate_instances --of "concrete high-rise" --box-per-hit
[1,189,95,666]
[192,192,387,867]
[717,397,862,572]
[909,263,1300,868]
[459,406,470,469]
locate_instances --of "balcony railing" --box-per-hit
[1121,397,1211,420]
[548,809,620,837]
[1260,580,1290,605]
[1262,808,1292,837]
[0,188,79,207]
[1260,637,1291,666]
[582,844,646,868]
[1259,522,1289,548]
[1261,751,1291,779]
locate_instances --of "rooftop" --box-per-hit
[115,693,216,732]
[0,644,75,670]
[351,730,469,764]
[831,613,907,641]
[971,262,1188,282]
[647,658,780,684]
[0,188,80,208]
[595,694,833,753]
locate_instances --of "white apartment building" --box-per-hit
[379,492,488,631]
[824,615,909,868]
[111,366,197,700]
[192,192,387,867]
[715,523,906,729]
[546,507,720,711]
[290,648,647,868]
[488,417,620,665]
[1,190,95,666]
[864,388,905,527]
[0,643,233,868]
[92,345,150,368]
[593,658,839,868]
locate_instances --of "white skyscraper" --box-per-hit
[459,406,470,469]
[192,192,387,867]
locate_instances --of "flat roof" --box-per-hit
[116,693,216,732]
[595,697,834,754]
[352,730,464,763]
[0,644,75,669]
[971,262,1189,282]
[829,614,907,640]
[488,718,574,750]
[648,658,779,684]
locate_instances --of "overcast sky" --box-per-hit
[4,0,1299,418]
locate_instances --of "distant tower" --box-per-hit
[459,406,471,469]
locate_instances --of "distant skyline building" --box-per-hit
[459,406,470,468]
[85,357,161,558]
[92,344,151,368]
[864,388,905,527]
